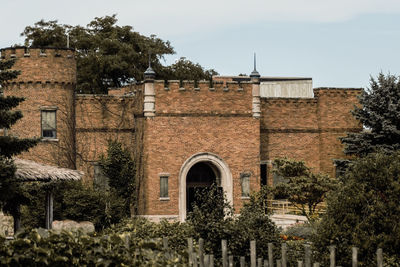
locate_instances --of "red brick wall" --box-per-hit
[141,80,260,215]
[261,88,361,177]
[2,48,76,168]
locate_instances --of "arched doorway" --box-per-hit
[186,162,221,213]
[179,152,232,221]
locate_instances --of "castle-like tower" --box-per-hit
[1,47,76,168]
[1,46,361,221]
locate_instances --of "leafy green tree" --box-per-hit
[99,140,136,217]
[0,58,38,231]
[160,57,218,82]
[313,151,400,266]
[272,158,337,220]
[341,73,400,156]
[21,15,218,93]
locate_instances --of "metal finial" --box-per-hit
[144,52,156,79]
[250,52,260,78]
[253,53,256,71]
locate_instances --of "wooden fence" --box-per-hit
[164,237,384,267]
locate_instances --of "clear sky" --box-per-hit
[1,0,400,88]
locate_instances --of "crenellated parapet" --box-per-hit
[1,47,76,85]
[151,80,253,115]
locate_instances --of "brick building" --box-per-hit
[0,47,361,221]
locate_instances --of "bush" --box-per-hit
[21,181,126,231]
[284,223,313,240]
[313,151,400,266]
[0,228,186,266]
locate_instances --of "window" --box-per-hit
[160,174,169,199]
[240,172,251,198]
[260,163,267,186]
[41,110,56,138]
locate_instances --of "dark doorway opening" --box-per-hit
[186,162,220,213]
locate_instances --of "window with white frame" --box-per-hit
[41,109,57,139]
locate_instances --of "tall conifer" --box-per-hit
[341,73,400,156]
[0,57,38,231]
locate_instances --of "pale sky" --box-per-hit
[1,0,400,88]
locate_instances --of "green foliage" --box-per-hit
[230,186,281,260]
[313,151,400,266]
[0,58,38,227]
[21,15,218,94]
[99,140,136,216]
[160,57,218,82]
[284,223,314,240]
[21,181,125,231]
[186,184,234,256]
[186,184,281,261]
[272,158,337,220]
[0,228,186,266]
[341,73,400,156]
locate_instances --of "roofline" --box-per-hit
[1,46,75,52]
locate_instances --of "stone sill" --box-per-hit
[41,138,59,142]
[241,196,250,200]
[159,197,170,201]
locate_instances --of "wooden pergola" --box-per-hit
[14,158,83,230]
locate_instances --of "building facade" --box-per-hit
[1,47,361,221]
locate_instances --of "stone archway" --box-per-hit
[179,152,232,221]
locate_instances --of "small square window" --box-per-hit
[41,110,56,139]
[160,175,169,198]
[241,172,251,198]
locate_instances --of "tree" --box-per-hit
[0,58,38,231]
[159,57,218,82]
[341,73,400,156]
[313,151,400,265]
[272,158,337,220]
[21,15,218,94]
[99,140,136,217]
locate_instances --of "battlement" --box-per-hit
[1,46,74,59]
[313,87,362,97]
[1,46,76,85]
[152,79,253,115]
[154,80,249,92]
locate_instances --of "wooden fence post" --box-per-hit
[268,242,273,267]
[277,259,282,267]
[188,238,193,266]
[229,255,234,267]
[222,240,228,267]
[251,240,257,267]
[352,247,358,267]
[377,248,383,267]
[258,257,263,267]
[313,263,320,267]
[297,260,303,267]
[264,259,269,267]
[240,256,245,267]
[193,252,198,267]
[209,255,214,267]
[304,244,311,267]
[281,243,287,267]
[329,245,335,267]
[204,255,209,267]
[199,238,204,267]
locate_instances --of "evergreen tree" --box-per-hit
[0,58,38,231]
[341,73,400,156]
